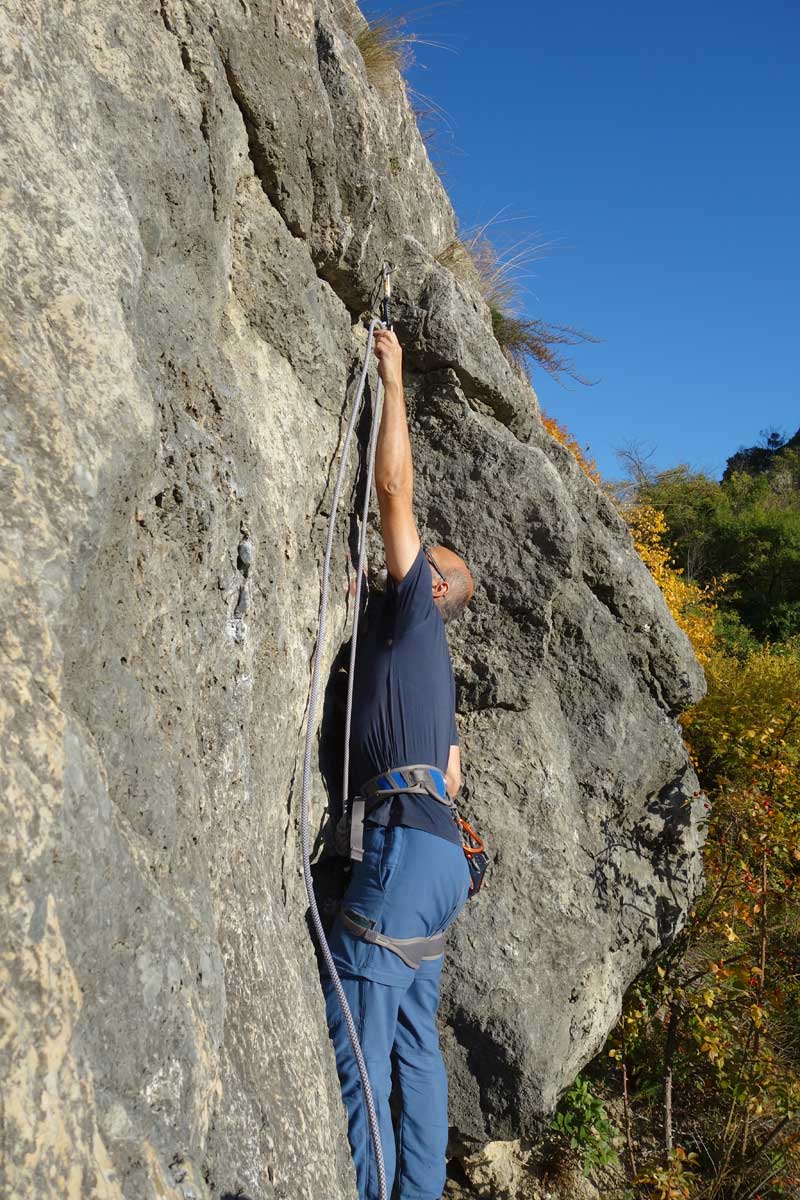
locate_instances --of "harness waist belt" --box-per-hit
[349,763,456,861]
[338,906,446,970]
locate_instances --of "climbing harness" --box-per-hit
[341,763,489,972]
[348,763,457,861]
[338,906,447,970]
[349,762,489,897]
[301,263,394,1200]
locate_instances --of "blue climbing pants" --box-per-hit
[322,821,471,1200]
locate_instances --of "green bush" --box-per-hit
[549,1074,621,1177]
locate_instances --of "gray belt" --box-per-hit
[338,906,446,970]
[349,763,456,862]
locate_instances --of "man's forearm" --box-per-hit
[372,329,420,581]
[375,378,413,496]
[445,745,462,797]
[445,767,462,798]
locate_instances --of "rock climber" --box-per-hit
[321,325,475,1200]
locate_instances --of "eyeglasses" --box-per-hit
[424,546,447,584]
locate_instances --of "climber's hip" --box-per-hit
[326,823,471,987]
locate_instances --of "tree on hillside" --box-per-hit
[637,465,721,581]
[612,428,800,644]
[722,425,800,483]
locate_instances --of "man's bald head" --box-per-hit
[427,544,474,623]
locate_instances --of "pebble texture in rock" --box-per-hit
[1,1,706,1196]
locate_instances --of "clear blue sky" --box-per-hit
[390,0,800,482]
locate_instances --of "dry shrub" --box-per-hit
[491,310,600,387]
[437,220,599,386]
[350,5,453,95]
[354,15,415,90]
[438,218,548,311]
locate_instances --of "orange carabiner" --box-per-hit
[458,816,485,858]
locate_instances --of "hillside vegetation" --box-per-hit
[545,427,800,1200]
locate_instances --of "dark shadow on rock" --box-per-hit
[445,1005,533,1139]
[578,764,705,952]
[314,369,378,838]
[307,372,381,957]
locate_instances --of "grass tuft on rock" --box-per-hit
[354,14,415,90]
[352,6,452,95]
[438,221,600,386]
[490,309,600,387]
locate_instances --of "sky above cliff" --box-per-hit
[398,0,800,483]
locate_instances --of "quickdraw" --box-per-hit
[458,815,489,897]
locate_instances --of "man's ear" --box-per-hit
[432,577,449,599]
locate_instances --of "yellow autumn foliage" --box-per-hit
[680,640,800,800]
[623,500,719,665]
[540,410,604,486]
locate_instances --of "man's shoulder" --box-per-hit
[385,546,437,634]
[387,545,427,597]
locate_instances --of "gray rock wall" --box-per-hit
[1,1,706,1196]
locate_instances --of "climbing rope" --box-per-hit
[341,339,383,809]
[301,272,392,1198]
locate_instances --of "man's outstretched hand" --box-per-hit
[373,327,402,389]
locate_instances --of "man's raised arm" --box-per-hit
[372,328,420,582]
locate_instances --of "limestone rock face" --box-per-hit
[1,1,706,1197]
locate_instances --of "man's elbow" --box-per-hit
[375,475,412,501]
[445,768,462,798]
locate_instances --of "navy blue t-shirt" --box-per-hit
[348,546,462,846]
